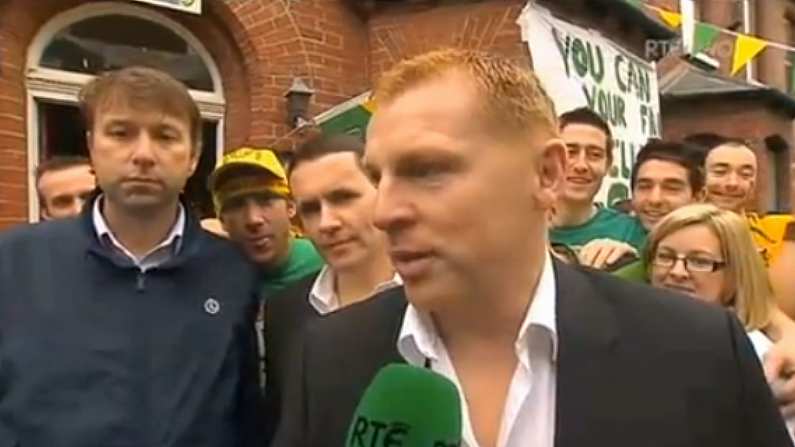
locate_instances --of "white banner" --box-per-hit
[131,0,202,15]
[517,4,661,206]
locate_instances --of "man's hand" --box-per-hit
[578,239,638,270]
[765,344,795,422]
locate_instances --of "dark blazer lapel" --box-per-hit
[553,261,621,447]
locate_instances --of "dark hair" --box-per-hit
[558,107,614,161]
[79,66,202,152]
[682,133,755,167]
[682,133,731,151]
[630,139,704,194]
[288,133,366,177]
[35,156,91,184]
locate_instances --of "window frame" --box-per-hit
[25,1,225,222]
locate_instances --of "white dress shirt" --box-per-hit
[93,196,185,272]
[309,265,403,315]
[397,252,558,447]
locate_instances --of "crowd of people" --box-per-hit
[1,48,795,446]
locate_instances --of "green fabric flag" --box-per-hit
[623,0,643,7]
[693,22,720,54]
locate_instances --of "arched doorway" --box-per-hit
[26,1,226,220]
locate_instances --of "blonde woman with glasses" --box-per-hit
[646,203,794,437]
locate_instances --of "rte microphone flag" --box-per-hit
[344,364,462,447]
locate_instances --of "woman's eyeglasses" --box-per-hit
[652,251,726,273]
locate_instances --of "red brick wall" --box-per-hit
[222,0,368,147]
[0,0,370,230]
[368,0,529,81]
[662,97,794,211]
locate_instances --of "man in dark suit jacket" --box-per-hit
[263,133,399,444]
[293,263,793,446]
[278,49,793,447]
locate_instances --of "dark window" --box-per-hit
[40,14,214,91]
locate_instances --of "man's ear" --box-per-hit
[534,138,567,210]
[218,214,230,233]
[286,199,297,219]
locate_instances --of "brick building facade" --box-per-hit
[0,0,792,230]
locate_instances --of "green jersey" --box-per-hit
[612,259,649,283]
[550,207,647,252]
[259,238,324,300]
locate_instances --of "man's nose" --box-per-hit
[318,205,342,233]
[569,152,588,172]
[648,186,663,204]
[372,175,413,234]
[130,133,156,166]
[242,200,266,226]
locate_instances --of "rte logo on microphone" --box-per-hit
[347,416,460,447]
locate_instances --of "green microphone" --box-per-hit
[345,363,462,447]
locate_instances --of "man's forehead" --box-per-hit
[638,159,688,178]
[95,100,189,127]
[293,155,367,192]
[40,164,94,183]
[707,144,756,166]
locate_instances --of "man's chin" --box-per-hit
[563,191,598,205]
[709,196,744,212]
[250,250,277,268]
[403,278,459,314]
[112,194,172,213]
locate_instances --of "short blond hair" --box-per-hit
[373,48,559,140]
[645,204,774,331]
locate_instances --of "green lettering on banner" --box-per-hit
[620,140,634,179]
[552,28,572,77]
[569,36,605,83]
[610,139,636,180]
[640,104,659,137]
[583,85,628,129]
[615,55,628,94]
[615,55,652,103]
[607,182,630,206]
[571,38,589,78]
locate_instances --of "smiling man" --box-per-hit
[704,140,757,214]
[631,139,704,231]
[701,140,795,322]
[614,139,704,282]
[703,140,793,267]
[550,107,646,269]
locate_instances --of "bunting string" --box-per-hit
[627,1,795,76]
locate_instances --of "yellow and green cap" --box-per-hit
[209,147,290,214]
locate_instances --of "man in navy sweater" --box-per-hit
[0,67,262,446]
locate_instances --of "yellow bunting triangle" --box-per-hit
[651,6,682,28]
[362,97,377,113]
[731,34,768,75]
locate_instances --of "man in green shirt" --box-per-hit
[209,147,324,297]
[613,140,705,282]
[550,107,646,269]
[209,147,324,387]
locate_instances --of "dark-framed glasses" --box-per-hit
[652,250,726,273]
